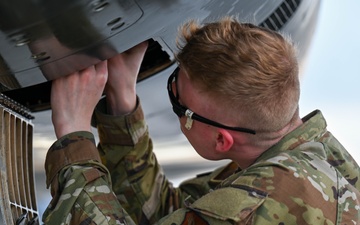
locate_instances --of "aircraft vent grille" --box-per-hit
[0,94,39,225]
[259,0,301,31]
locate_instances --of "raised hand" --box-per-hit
[105,41,148,115]
[51,60,108,138]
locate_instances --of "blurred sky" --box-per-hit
[299,0,360,163]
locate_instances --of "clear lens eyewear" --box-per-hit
[167,66,256,134]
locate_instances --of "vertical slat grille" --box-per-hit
[259,0,301,31]
[0,94,39,225]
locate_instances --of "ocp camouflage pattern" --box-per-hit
[43,99,360,224]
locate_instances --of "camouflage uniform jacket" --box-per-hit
[43,98,360,225]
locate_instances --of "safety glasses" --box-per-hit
[167,66,256,134]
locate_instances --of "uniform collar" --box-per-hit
[255,110,328,162]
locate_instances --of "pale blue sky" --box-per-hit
[299,1,360,162]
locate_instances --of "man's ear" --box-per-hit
[215,129,234,153]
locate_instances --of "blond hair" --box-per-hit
[175,17,300,132]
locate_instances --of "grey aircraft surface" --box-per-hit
[0,0,321,224]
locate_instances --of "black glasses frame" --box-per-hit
[167,67,256,135]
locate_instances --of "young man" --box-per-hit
[44,17,360,224]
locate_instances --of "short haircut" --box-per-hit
[175,16,300,133]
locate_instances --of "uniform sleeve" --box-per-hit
[42,131,136,225]
[93,97,214,224]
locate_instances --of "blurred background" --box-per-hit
[299,0,360,160]
[32,0,360,219]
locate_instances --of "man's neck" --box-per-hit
[233,117,303,169]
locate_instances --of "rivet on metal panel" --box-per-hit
[31,52,50,62]
[15,37,31,47]
[111,22,125,31]
[107,17,122,26]
[92,0,109,12]
[9,33,31,47]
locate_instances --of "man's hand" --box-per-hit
[50,41,147,138]
[51,61,108,138]
[105,41,148,115]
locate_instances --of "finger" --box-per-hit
[94,60,107,74]
[76,61,107,88]
[51,70,79,96]
[94,60,108,83]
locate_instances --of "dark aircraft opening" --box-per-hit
[2,38,173,112]
[138,39,173,81]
